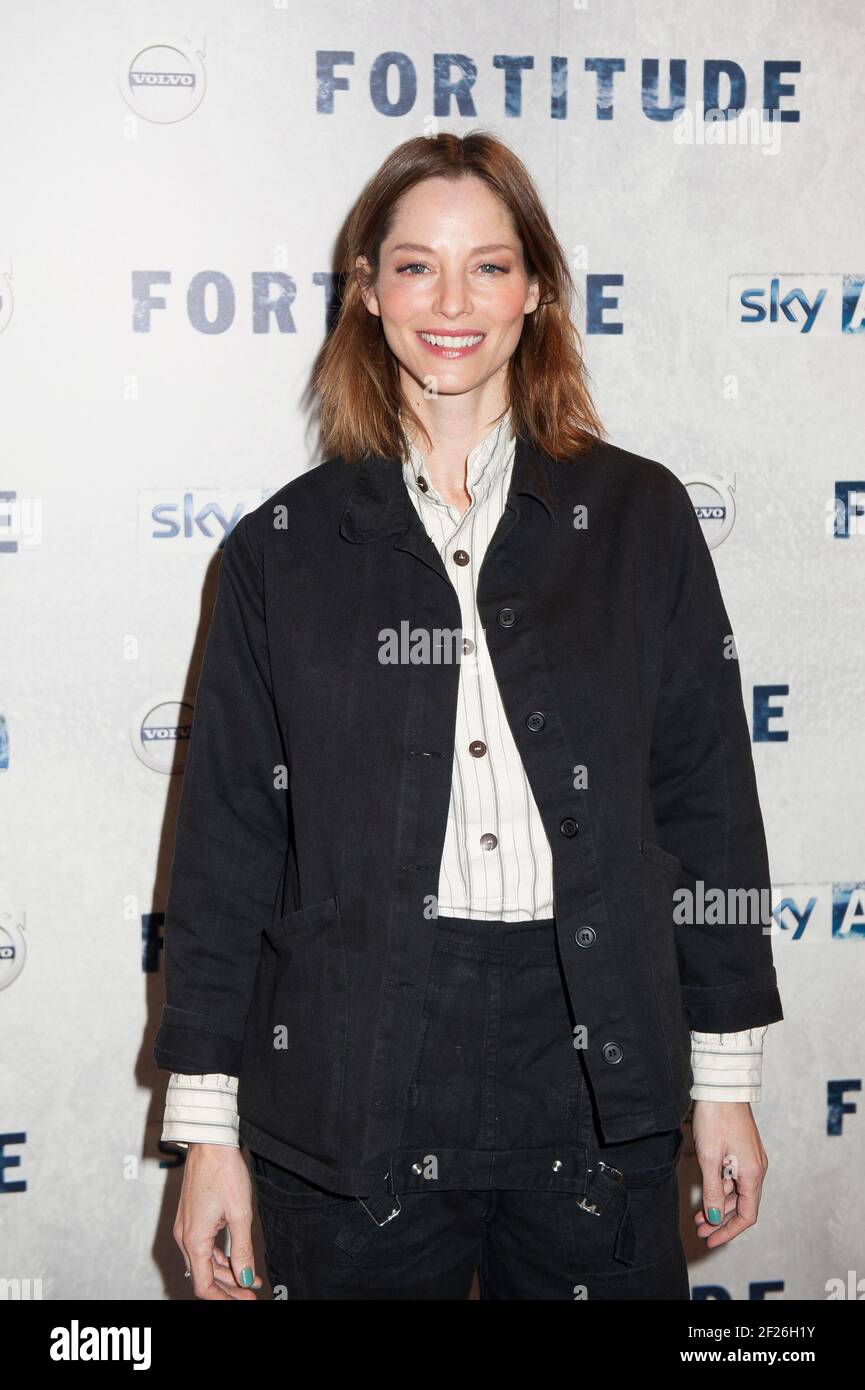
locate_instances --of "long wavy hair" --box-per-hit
[313,129,605,464]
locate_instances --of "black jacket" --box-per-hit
[153,434,783,1193]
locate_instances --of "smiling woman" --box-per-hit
[312,130,604,474]
[366,180,536,412]
[155,128,782,1303]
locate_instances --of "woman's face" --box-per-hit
[358,175,540,401]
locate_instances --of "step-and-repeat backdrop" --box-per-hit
[2,0,862,1301]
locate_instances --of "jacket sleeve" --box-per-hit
[152,512,288,1074]
[648,477,784,1034]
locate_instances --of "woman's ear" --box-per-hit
[356,255,380,317]
[524,275,541,315]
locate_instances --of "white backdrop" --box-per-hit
[1,0,863,1302]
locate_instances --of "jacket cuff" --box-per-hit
[152,1023,243,1075]
[681,968,783,1032]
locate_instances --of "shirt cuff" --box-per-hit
[161,1072,240,1147]
[689,1027,767,1103]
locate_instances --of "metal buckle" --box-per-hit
[578,1159,624,1214]
[596,1160,623,1182]
[358,1173,402,1226]
[358,1194,401,1225]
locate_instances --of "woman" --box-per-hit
[154,131,783,1301]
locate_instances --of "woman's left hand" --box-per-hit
[690,1099,768,1248]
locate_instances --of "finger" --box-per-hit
[212,1248,263,1291]
[212,1269,260,1300]
[693,1190,738,1231]
[698,1157,729,1230]
[701,1181,761,1248]
[187,1240,233,1300]
[700,1208,754,1248]
[226,1217,258,1292]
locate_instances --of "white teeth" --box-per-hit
[419,332,484,348]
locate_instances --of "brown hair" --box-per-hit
[312,129,606,464]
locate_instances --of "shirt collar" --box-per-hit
[401,408,515,509]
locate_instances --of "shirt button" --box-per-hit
[575,926,596,948]
[469,740,487,758]
[480,833,498,851]
[462,637,475,657]
[526,711,545,732]
[602,1042,624,1065]
[560,817,579,836]
[453,549,470,566]
[497,607,516,627]
[417,476,428,492]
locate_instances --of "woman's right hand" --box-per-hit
[173,1143,264,1299]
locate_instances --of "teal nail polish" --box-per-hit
[240,1266,254,1287]
[707,1207,722,1225]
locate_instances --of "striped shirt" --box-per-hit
[160,410,766,1146]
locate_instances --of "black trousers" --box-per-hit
[249,915,691,1300]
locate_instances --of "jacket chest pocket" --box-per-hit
[638,838,683,883]
[244,894,349,1165]
[638,838,684,950]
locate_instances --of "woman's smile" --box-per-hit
[415,329,487,358]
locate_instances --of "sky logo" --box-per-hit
[138,488,267,553]
[729,274,865,335]
[771,884,865,941]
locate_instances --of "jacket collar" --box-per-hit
[339,432,558,544]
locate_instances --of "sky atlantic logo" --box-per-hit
[729,274,865,335]
[766,881,865,941]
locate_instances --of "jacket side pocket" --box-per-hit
[241,894,348,1167]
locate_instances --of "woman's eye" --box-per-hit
[394,262,509,276]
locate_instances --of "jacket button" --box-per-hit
[417,476,429,492]
[559,817,579,836]
[469,740,487,758]
[575,926,596,948]
[526,711,545,731]
[498,607,516,627]
[602,1042,624,1065]
[411,1162,423,1173]
[453,549,470,566]
[463,637,475,657]
[480,832,498,850]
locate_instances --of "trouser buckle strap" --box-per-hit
[358,1191,402,1226]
